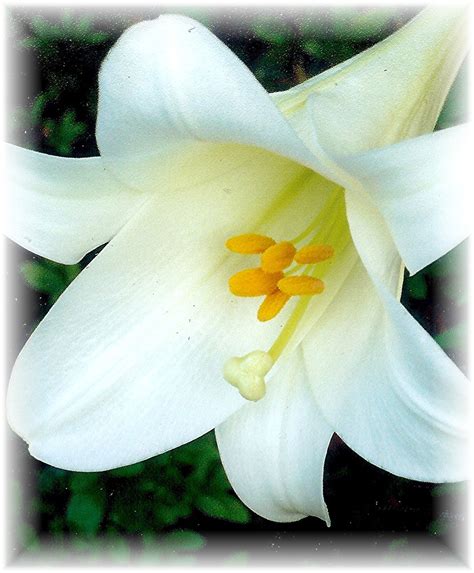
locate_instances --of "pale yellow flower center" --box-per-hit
[223,187,351,401]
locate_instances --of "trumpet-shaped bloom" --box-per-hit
[6,8,470,525]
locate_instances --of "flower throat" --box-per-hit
[223,188,349,401]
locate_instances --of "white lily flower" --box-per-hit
[6,7,470,526]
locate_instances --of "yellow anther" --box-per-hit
[226,234,275,254]
[294,245,335,264]
[261,241,296,273]
[257,290,291,322]
[278,275,325,296]
[229,268,284,297]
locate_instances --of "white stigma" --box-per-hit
[223,350,274,401]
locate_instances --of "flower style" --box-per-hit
[6,7,470,525]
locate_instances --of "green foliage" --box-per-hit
[20,524,40,551]
[427,513,460,537]
[109,462,145,478]
[21,258,80,303]
[402,241,467,365]
[387,536,408,551]
[405,273,427,301]
[252,17,290,46]
[157,530,206,551]
[196,493,251,523]
[431,482,466,498]
[30,88,60,126]
[250,8,408,90]
[43,110,87,156]
[31,432,248,549]
[67,492,105,535]
[328,7,398,41]
[435,324,466,352]
[22,13,109,56]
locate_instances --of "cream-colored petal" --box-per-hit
[303,260,469,483]
[288,106,404,298]
[318,140,469,484]
[216,348,333,524]
[273,6,467,154]
[5,144,146,264]
[340,125,470,275]
[7,152,331,471]
[96,14,335,194]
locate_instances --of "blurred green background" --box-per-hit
[6,5,468,564]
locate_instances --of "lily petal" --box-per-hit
[7,151,326,471]
[216,348,333,524]
[303,260,469,483]
[310,125,470,483]
[5,144,146,264]
[273,5,467,153]
[339,125,470,275]
[296,105,404,295]
[96,14,334,193]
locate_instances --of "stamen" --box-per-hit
[268,296,312,362]
[294,245,334,264]
[222,180,351,402]
[226,234,275,254]
[257,290,290,322]
[278,276,325,296]
[289,188,340,245]
[229,268,284,297]
[261,241,296,273]
[223,350,274,401]
[268,197,351,362]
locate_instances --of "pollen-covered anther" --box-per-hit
[223,350,274,401]
[261,241,296,273]
[258,290,290,322]
[225,234,276,254]
[278,275,325,296]
[294,244,335,264]
[228,268,284,297]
